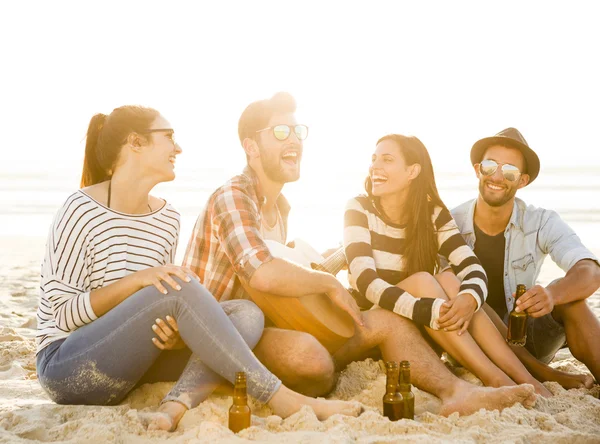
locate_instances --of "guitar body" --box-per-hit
[242,239,355,353]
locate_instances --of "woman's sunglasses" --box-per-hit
[478,159,522,182]
[256,124,309,141]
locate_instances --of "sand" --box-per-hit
[1,237,599,443]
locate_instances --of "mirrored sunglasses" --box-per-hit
[256,124,309,141]
[479,159,522,182]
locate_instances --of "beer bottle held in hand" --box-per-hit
[399,361,415,420]
[383,361,404,421]
[507,284,528,346]
[229,372,251,433]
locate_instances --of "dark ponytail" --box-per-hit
[80,106,160,188]
[81,113,108,187]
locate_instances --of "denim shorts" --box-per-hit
[523,313,567,364]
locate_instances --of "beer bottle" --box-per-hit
[507,284,528,346]
[398,361,415,420]
[382,361,404,421]
[229,372,251,433]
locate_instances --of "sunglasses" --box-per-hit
[256,124,309,141]
[478,159,522,182]
[140,128,177,144]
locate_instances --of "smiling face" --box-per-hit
[255,112,303,184]
[139,114,182,182]
[369,139,417,197]
[476,144,529,207]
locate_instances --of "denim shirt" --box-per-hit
[449,197,599,314]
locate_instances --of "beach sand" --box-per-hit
[1,236,599,443]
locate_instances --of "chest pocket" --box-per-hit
[511,253,535,286]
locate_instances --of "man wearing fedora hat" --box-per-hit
[448,127,600,386]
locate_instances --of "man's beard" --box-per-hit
[259,146,300,184]
[479,180,518,207]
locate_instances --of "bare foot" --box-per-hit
[268,385,362,420]
[147,401,188,432]
[440,382,537,417]
[543,368,595,390]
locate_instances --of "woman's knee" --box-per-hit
[434,271,461,298]
[221,300,265,348]
[399,271,445,299]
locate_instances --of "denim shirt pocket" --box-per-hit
[511,253,536,287]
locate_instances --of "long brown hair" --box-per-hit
[365,134,446,276]
[80,106,159,187]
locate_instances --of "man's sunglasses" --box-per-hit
[478,159,522,182]
[256,124,309,141]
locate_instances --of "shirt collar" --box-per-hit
[467,198,522,234]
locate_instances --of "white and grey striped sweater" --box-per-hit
[344,196,488,329]
[36,191,180,353]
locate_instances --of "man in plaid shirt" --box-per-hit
[181,93,538,413]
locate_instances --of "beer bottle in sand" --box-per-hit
[383,361,404,421]
[399,361,415,420]
[229,372,251,433]
[507,284,528,346]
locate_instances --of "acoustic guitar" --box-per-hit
[242,239,356,353]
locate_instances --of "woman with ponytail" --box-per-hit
[343,134,553,396]
[36,106,360,432]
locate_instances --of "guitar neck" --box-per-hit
[311,247,347,276]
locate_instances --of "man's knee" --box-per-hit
[552,298,590,324]
[292,333,335,379]
[257,329,335,381]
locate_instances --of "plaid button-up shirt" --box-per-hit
[183,167,290,301]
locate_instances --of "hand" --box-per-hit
[438,293,477,335]
[515,285,555,318]
[135,265,192,295]
[327,284,364,327]
[152,316,186,350]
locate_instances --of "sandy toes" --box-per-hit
[269,386,363,420]
[144,401,188,432]
[440,383,537,417]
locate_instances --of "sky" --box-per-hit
[1,1,600,177]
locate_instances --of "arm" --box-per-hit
[435,207,488,309]
[211,186,362,324]
[343,198,445,329]
[548,259,600,305]
[541,210,600,304]
[434,207,489,332]
[517,211,600,316]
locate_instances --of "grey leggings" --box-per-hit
[36,278,281,408]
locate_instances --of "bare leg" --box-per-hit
[433,272,551,396]
[481,302,594,389]
[333,307,537,416]
[554,300,600,383]
[392,272,539,391]
[254,328,336,397]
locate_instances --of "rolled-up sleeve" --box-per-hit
[540,210,599,272]
[211,186,274,282]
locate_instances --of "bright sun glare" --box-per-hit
[2,1,599,176]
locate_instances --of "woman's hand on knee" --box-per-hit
[438,293,477,335]
[136,265,193,295]
[152,315,186,350]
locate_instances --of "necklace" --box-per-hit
[107,180,152,212]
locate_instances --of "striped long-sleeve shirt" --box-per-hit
[36,191,180,353]
[343,196,488,329]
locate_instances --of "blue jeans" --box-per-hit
[36,278,281,408]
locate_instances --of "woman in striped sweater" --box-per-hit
[36,106,360,432]
[344,134,551,396]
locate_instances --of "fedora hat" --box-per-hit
[470,127,540,184]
